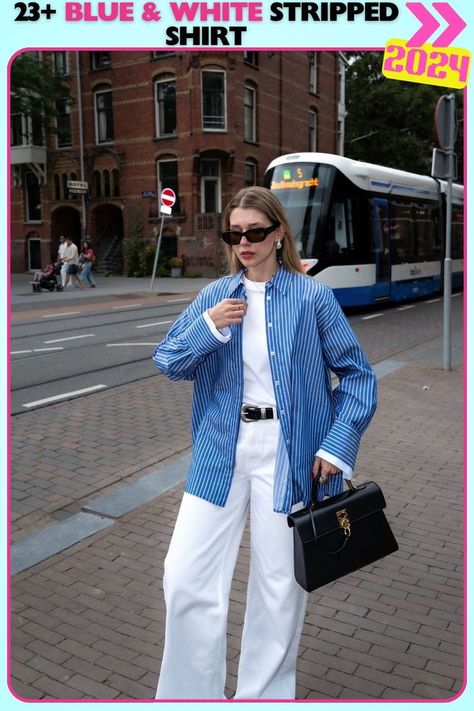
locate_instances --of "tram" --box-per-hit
[264,153,463,307]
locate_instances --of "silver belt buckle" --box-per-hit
[240,404,254,422]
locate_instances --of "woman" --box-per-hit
[152,187,377,700]
[79,240,96,288]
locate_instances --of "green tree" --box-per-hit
[11,53,72,140]
[344,52,463,179]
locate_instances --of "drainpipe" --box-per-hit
[75,52,87,241]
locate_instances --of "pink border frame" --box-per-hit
[6,46,468,705]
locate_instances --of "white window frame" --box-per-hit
[244,161,257,186]
[94,88,114,145]
[200,159,221,213]
[309,110,317,152]
[91,52,112,70]
[244,83,257,143]
[201,69,227,132]
[56,99,72,149]
[157,158,179,205]
[155,75,177,138]
[53,51,70,75]
[309,52,318,94]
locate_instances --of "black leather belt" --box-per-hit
[240,404,279,423]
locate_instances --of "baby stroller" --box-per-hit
[31,263,63,292]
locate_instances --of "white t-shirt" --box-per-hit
[241,275,277,407]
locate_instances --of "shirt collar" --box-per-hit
[226,267,292,297]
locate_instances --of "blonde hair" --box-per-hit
[221,186,303,275]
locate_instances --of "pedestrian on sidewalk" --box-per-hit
[63,237,83,289]
[56,234,68,288]
[152,186,377,700]
[79,240,96,288]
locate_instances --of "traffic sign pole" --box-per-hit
[434,94,457,372]
[149,188,177,291]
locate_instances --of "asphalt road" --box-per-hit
[10,293,463,415]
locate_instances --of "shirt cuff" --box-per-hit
[315,449,353,480]
[203,310,231,343]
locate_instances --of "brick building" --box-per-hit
[10,50,345,276]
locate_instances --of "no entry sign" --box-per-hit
[161,188,176,208]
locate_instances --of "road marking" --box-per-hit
[11,350,32,355]
[397,305,416,311]
[452,292,462,298]
[33,347,65,353]
[107,343,157,347]
[136,320,173,329]
[112,304,143,310]
[361,313,383,320]
[42,311,82,318]
[166,297,191,303]
[426,298,440,303]
[44,334,95,344]
[22,384,107,409]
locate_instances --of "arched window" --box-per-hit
[103,170,111,197]
[61,173,68,200]
[92,170,102,198]
[112,169,120,197]
[53,174,61,201]
[94,85,114,144]
[244,82,257,143]
[155,73,177,138]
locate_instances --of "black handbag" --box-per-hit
[287,478,398,592]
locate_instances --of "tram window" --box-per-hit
[390,202,416,263]
[323,199,354,258]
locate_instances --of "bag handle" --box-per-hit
[311,471,355,507]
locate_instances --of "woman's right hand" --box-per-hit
[207,298,247,330]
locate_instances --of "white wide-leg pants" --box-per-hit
[155,419,308,700]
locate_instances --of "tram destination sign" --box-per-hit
[67,180,89,195]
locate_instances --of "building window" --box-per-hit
[53,173,61,200]
[11,114,23,146]
[308,111,317,152]
[56,99,72,148]
[25,171,41,221]
[151,51,174,60]
[94,89,114,144]
[157,159,180,212]
[91,52,111,70]
[11,113,43,146]
[53,51,70,75]
[244,52,259,67]
[155,75,177,138]
[103,170,111,197]
[92,170,102,197]
[309,52,318,94]
[112,169,120,197]
[200,159,221,213]
[244,161,257,186]
[202,69,226,131]
[244,83,257,143]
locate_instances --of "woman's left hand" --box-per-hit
[312,456,341,483]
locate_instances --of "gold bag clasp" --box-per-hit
[336,508,351,537]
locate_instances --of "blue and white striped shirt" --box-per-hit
[152,268,377,514]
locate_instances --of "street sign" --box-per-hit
[431,148,457,180]
[67,180,89,194]
[161,187,176,208]
[141,190,156,198]
[434,95,457,151]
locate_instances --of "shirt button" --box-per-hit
[286,439,290,444]
[267,295,271,301]
[270,351,275,357]
[275,381,280,386]
[268,322,272,328]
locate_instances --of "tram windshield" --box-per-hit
[265,162,337,259]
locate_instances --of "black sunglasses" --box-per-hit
[221,222,280,246]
